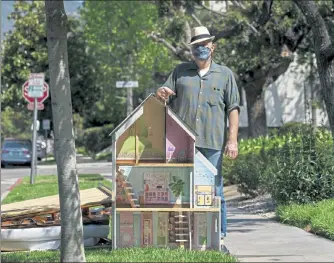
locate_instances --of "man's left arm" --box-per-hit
[224,70,241,159]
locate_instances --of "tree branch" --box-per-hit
[256,0,274,27]
[196,3,227,17]
[211,24,243,42]
[148,32,191,61]
[321,43,334,62]
[293,0,334,62]
[191,13,202,26]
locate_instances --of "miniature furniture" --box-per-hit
[109,94,221,250]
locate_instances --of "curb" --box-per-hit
[1,178,23,202]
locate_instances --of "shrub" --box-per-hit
[267,130,334,205]
[277,122,312,136]
[225,126,334,204]
[76,124,114,156]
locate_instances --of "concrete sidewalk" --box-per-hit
[225,205,334,262]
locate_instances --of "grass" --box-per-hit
[1,247,238,262]
[276,199,334,240]
[2,174,112,204]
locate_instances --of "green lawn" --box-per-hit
[1,247,238,262]
[2,174,112,204]
[276,199,334,240]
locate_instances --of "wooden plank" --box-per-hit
[135,132,139,164]
[116,208,220,212]
[115,161,193,167]
[1,188,110,219]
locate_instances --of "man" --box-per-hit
[156,26,240,253]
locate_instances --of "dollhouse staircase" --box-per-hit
[169,212,192,248]
[116,172,140,208]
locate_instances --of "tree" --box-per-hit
[80,0,174,126]
[291,0,334,141]
[150,1,311,137]
[1,0,100,136]
[44,1,86,262]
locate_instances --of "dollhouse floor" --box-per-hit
[116,207,220,212]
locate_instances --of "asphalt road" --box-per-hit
[1,162,112,199]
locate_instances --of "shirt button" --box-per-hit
[200,92,202,94]
[197,118,199,121]
[198,105,200,108]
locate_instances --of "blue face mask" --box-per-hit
[192,45,211,61]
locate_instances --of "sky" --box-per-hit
[1,0,83,39]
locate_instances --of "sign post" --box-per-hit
[42,119,50,161]
[116,81,138,116]
[23,73,49,184]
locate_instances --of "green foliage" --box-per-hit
[225,125,334,204]
[268,130,334,205]
[1,1,102,136]
[1,106,31,139]
[1,247,238,262]
[76,124,114,156]
[80,0,175,128]
[169,176,185,198]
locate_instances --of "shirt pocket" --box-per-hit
[207,87,223,107]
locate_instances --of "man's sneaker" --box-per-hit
[220,239,230,254]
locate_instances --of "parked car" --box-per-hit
[1,138,32,167]
[1,138,47,167]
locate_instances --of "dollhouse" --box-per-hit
[109,94,221,251]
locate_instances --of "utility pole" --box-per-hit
[126,87,133,116]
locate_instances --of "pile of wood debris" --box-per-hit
[1,186,113,251]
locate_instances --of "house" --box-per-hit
[109,94,221,250]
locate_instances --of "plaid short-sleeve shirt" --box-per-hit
[163,60,240,150]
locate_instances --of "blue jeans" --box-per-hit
[196,147,227,238]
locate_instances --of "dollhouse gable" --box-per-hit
[193,149,218,208]
[109,93,198,163]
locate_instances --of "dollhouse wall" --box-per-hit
[116,96,166,161]
[193,150,217,208]
[116,211,220,249]
[117,166,192,205]
[192,212,220,250]
[165,113,194,163]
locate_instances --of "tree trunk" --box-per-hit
[293,0,334,141]
[44,1,86,262]
[244,80,268,138]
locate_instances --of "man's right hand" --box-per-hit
[156,86,175,102]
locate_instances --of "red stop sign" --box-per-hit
[22,80,49,103]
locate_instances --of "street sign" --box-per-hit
[42,119,51,130]
[116,81,139,88]
[31,120,40,131]
[27,102,44,111]
[23,80,49,104]
[28,73,44,86]
[28,73,45,97]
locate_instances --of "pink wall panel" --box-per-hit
[166,114,194,162]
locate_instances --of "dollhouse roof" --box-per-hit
[109,93,198,141]
[195,149,218,175]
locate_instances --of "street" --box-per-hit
[1,162,112,199]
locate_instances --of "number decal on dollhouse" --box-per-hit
[197,195,205,206]
[204,195,212,205]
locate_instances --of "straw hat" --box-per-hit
[189,26,215,45]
